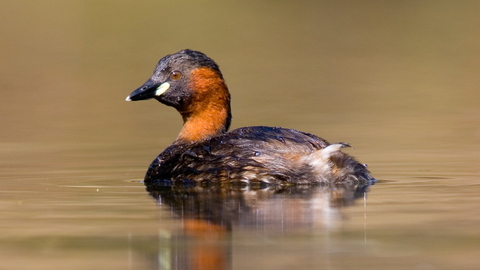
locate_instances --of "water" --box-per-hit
[1,1,480,269]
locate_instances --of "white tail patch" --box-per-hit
[321,143,350,160]
[302,143,352,181]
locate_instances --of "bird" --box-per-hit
[126,49,374,186]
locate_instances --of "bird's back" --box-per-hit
[145,126,373,186]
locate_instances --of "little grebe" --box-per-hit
[127,49,374,185]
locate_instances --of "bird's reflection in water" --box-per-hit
[142,182,371,270]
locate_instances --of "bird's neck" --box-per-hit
[175,68,231,144]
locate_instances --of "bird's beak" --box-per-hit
[125,79,171,101]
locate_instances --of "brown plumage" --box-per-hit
[126,49,374,186]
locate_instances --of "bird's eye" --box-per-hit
[170,70,182,80]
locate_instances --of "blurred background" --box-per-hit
[1,1,479,269]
